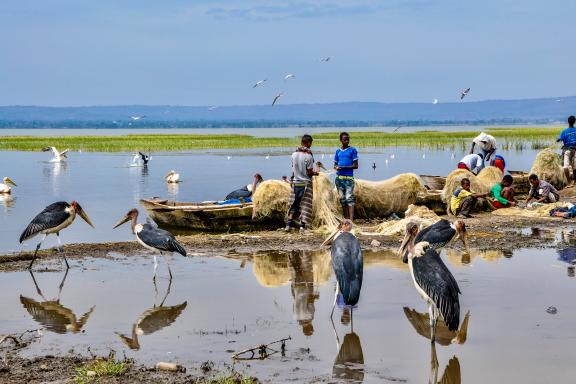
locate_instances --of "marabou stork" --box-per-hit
[113,209,187,280]
[20,201,95,270]
[42,147,70,162]
[402,219,468,264]
[0,177,17,194]
[165,170,181,183]
[323,220,363,320]
[398,222,461,342]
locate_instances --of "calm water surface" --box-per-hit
[0,148,540,253]
[0,247,574,383]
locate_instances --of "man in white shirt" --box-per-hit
[457,153,485,175]
[470,132,497,163]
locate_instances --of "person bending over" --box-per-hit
[526,174,560,204]
[491,174,516,209]
[225,173,263,200]
[457,153,484,175]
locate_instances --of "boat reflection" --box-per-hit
[430,342,461,384]
[403,307,470,346]
[116,280,187,350]
[20,270,95,334]
[332,332,365,382]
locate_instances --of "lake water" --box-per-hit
[0,148,541,254]
[0,246,574,383]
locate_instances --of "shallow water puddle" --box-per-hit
[0,247,575,383]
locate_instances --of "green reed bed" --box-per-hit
[0,127,563,152]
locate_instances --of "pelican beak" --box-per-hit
[321,227,340,247]
[78,208,95,228]
[113,214,131,229]
[5,178,17,187]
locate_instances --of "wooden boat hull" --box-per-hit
[140,199,281,232]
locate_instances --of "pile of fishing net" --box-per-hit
[529,148,567,190]
[491,202,571,218]
[369,204,441,236]
[442,166,503,213]
[252,173,426,232]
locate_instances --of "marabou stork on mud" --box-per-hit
[398,222,461,342]
[20,201,95,270]
[402,219,469,263]
[323,220,363,321]
[113,209,187,281]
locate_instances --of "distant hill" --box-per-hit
[0,96,574,128]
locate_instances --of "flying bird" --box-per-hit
[460,88,470,100]
[0,177,17,194]
[130,115,146,121]
[43,147,70,162]
[20,201,95,270]
[284,74,296,81]
[272,93,284,106]
[253,79,267,88]
[113,209,187,281]
[372,163,376,170]
[208,106,217,111]
[392,126,401,133]
[320,57,331,62]
[433,99,439,105]
[398,222,461,342]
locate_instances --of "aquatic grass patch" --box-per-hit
[0,126,563,152]
[74,353,130,383]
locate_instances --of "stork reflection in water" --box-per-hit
[429,342,461,384]
[20,201,95,270]
[20,270,95,334]
[398,222,461,342]
[116,279,187,350]
[113,209,187,281]
[332,332,364,382]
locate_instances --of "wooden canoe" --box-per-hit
[139,198,281,232]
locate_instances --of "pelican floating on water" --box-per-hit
[165,170,180,183]
[0,177,17,194]
[20,201,95,270]
[398,222,461,342]
[113,209,187,281]
[43,147,69,162]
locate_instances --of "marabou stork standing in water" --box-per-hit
[402,219,469,263]
[323,220,363,322]
[398,222,461,342]
[43,147,70,162]
[0,177,17,194]
[113,209,187,281]
[20,201,95,270]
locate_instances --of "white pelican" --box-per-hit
[272,93,284,106]
[433,98,439,104]
[43,147,69,162]
[253,79,267,88]
[165,170,181,183]
[460,88,470,100]
[20,201,95,270]
[284,74,295,81]
[0,177,17,194]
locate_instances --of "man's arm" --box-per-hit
[469,142,476,154]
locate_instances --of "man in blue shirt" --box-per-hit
[334,132,359,221]
[557,115,576,184]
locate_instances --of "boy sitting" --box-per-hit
[450,178,489,218]
[491,174,516,209]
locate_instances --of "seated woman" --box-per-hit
[225,173,263,200]
[490,174,517,208]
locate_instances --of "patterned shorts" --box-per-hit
[335,177,356,206]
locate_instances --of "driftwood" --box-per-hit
[220,234,262,240]
[232,336,291,360]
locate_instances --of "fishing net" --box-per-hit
[372,204,441,236]
[529,148,567,190]
[491,202,570,218]
[251,180,291,219]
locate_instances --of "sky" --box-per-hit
[0,0,575,106]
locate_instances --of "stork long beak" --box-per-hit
[5,178,17,187]
[78,209,95,228]
[321,227,340,247]
[397,231,415,261]
[113,214,131,229]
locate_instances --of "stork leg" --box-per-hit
[166,255,173,281]
[57,268,69,300]
[152,255,159,281]
[429,340,439,384]
[350,306,354,333]
[428,303,437,343]
[56,232,70,269]
[27,234,47,270]
[330,281,339,320]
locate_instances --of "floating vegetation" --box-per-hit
[0,126,562,152]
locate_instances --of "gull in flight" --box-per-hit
[253,79,267,88]
[208,106,217,111]
[392,126,401,132]
[272,93,284,106]
[130,115,146,121]
[320,57,331,62]
[460,88,470,100]
[284,74,295,81]
[43,147,70,162]
[433,99,439,105]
